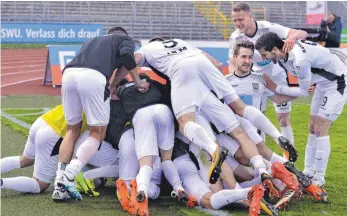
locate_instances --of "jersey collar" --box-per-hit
[234,71,252,78]
[245,21,258,38]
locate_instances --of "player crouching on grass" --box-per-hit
[0,105,118,197]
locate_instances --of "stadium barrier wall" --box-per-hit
[1,23,104,43]
[44,42,347,87]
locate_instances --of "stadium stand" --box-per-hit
[1,1,346,40]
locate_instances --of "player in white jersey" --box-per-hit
[172,135,278,216]
[129,37,299,178]
[226,40,297,160]
[0,128,118,195]
[228,3,308,157]
[255,32,347,187]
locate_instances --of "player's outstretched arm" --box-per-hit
[283,29,308,53]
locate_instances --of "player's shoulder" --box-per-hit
[256,20,274,29]
[249,72,264,81]
[229,29,246,42]
[225,73,236,81]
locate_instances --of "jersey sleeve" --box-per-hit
[275,60,311,97]
[265,21,290,39]
[119,37,137,70]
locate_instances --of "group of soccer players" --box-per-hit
[2,2,346,216]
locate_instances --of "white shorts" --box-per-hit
[118,129,162,184]
[171,54,238,118]
[174,154,211,205]
[62,68,110,126]
[199,91,240,133]
[73,131,119,168]
[133,104,175,159]
[311,80,347,121]
[29,118,62,183]
[216,117,263,156]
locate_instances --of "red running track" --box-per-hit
[1,48,61,96]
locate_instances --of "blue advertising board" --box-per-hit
[1,23,104,43]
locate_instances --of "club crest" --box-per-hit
[252,83,259,92]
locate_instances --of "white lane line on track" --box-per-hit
[1,77,43,88]
[1,70,43,76]
[1,64,44,69]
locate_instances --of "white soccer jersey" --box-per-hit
[229,21,290,81]
[225,72,274,110]
[281,40,347,84]
[136,39,202,78]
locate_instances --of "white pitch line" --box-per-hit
[1,110,31,129]
[1,70,43,76]
[11,108,50,116]
[1,77,43,88]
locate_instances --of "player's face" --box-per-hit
[232,11,252,33]
[235,47,253,73]
[259,47,282,63]
[258,48,277,62]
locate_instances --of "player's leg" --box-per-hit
[311,88,346,186]
[59,68,110,201]
[0,116,40,173]
[170,68,225,185]
[274,102,294,160]
[2,120,60,194]
[133,107,160,216]
[117,129,139,213]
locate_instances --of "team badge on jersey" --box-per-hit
[252,83,259,92]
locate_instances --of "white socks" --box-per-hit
[136,165,153,197]
[270,152,287,164]
[161,160,183,193]
[281,126,294,158]
[65,136,100,180]
[1,177,40,193]
[83,165,119,179]
[184,121,217,156]
[243,106,282,141]
[315,136,330,182]
[303,134,317,177]
[210,188,250,209]
[239,176,262,188]
[250,155,268,176]
[0,156,20,173]
[280,126,294,146]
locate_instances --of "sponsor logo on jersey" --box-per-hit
[252,83,259,92]
[256,59,272,67]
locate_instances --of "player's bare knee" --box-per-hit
[33,177,50,193]
[200,192,214,209]
[234,149,249,166]
[277,113,290,127]
[229,126,246,140]
[89,126,107,142]
[178,113,195,134]
[314,118,330,137]
[160,149,173,161]
[67,122,82,139]
[19,155,34,168]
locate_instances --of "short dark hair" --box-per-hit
[233,40,254,56]
[232,3,251,13]
[149,37,165,43]
[255,32,284,51]
[108,26,128,35]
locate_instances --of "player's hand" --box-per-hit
[308,85,316,94]
[282,38,295,53]
[263,74,277,92]
[110,86,119,100]
[137,80,150,93]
